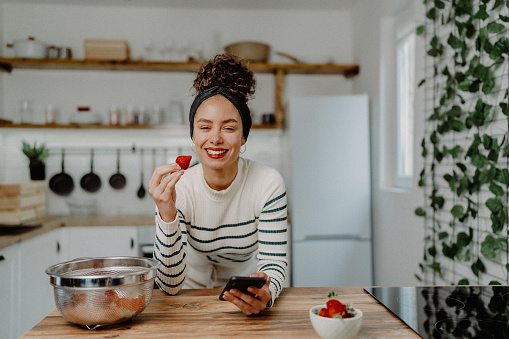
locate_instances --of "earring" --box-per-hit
[240,144,246,154]
[191,142,196,153]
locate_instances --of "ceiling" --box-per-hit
[1,0,357,10]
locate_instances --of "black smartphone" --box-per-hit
[219,276,267,301]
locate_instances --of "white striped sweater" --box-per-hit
[154,157,288,306]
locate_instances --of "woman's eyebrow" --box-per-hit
[222,118,239,124]
[196,118,239,124]
[196,118,212,123]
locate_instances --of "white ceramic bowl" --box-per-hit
[69,111,102,124]
[309,305,363,339]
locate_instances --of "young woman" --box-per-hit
[148,54,288,315]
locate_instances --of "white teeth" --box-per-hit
[207,149,227,155]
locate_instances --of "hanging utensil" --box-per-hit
[49,148,74,196]
[109,148,127,190]
[137,149,146,198]
[275,51,302,64]
[80,148,102,193]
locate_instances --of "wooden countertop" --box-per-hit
[22,287,419,338]
[0,214,154,250]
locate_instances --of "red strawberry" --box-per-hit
[327,299,347,318]
[176,155,192,170]
[318,307,330,318]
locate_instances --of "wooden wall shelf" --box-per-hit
[0,58,359,129]
[0,122,281,130]
[0,58,359,76]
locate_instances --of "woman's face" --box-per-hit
[192,95,245,172]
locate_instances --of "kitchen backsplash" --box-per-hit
[0,128,287,216]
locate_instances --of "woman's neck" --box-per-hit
[202,162,238,191]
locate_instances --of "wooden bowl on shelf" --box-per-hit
[224,41,270,62]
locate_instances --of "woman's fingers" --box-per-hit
[223,290,261,315]
[148,165,185,223]
[148,164,180,188]
[223,272,272,316]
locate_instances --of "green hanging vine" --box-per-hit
[415,0,509,285]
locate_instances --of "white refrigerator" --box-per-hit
[288,94,373,287]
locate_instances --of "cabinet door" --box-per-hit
[66,226,138,259]
[17,229,63,338]
[0,244,19,339]
[292,239,372,287]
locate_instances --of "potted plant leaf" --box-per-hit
[22,140,49,180]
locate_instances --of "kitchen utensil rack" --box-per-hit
[46,144,184,156]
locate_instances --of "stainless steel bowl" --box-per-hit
[46,256,159,329]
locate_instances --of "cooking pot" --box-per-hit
[6,37,48,59]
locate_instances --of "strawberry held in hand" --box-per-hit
[176,155,192,170]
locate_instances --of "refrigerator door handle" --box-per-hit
[303,234,370,241]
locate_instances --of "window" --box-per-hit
[395,26,415,188]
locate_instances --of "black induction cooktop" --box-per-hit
[364,285,509,338]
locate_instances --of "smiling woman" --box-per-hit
[148,54,289,316]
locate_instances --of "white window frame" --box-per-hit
[395,24,416,189]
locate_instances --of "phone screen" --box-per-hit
[219,276,267,301]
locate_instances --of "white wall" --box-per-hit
[351,0,425,287]
[0,1,354,216]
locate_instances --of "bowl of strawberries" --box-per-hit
[309,291,362,339]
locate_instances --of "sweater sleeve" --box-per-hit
[153,207,188,295]
[256,169,289,307]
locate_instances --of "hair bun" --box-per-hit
[193,54,255,102]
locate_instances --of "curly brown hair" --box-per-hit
[193,54,255,102]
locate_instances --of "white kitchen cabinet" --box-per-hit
[0,243,19,339]
[17,228,63,338]
[64,226,138,259]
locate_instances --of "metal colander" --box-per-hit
[46,256,159,329]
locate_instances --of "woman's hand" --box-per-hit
[148,163,184,222]
[221,272,272,316]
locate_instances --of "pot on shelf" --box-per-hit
[6,37,48,59]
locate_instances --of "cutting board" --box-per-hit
[0,182,46,225]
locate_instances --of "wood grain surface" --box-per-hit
[0,214,154,250]
[22,287,420,338]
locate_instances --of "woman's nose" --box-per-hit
[210,129,223,144]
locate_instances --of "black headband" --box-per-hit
[189,86,252,141]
